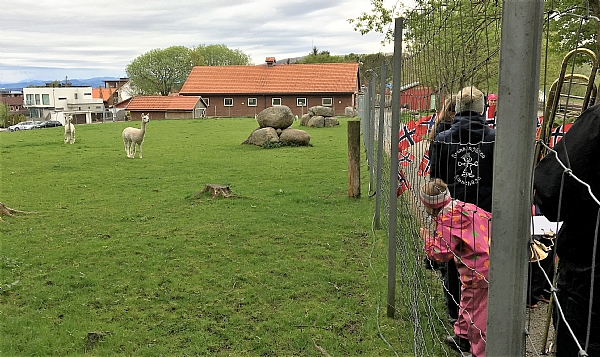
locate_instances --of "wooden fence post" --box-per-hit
[348,120,361,198]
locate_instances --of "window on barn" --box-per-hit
[248,98,257,106]
[297,98,307,106]
[224,98,233,106]
[322,98,332,106]
[272,98,281,106]
[42,94,50,105]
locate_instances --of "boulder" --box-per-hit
[279,128,311,146]
[345,106,356,117]
[242,127,280,146]
[309,105,335,117]
[256,106,294,129]
[324,117,340,127]
[300,113,311,126]
[307,116,325,128]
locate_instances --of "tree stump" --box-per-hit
[196,184,234,198]
[0,202,37,221]
[86,331,109,351]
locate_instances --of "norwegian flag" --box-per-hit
[398,150,415,167]
[397,169,411,196]
[415,113,437,137]
[549,123,572,148]
[418,150,431,176]
[535,116,544,139]
[398,122,421,152]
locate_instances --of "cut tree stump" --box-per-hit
[86,331,110,351]
[0,202,37,221]
[195,184,234,198]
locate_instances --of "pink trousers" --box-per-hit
[453,286,488,357]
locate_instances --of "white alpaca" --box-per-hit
[64,114,75,144]
[122,113,150,158]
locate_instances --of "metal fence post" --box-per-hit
[374,63,387,230]
[486,0,544,355]
[387,17,404,318]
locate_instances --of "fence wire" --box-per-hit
[358,0,600,355]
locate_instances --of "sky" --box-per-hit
[0,0,402,84]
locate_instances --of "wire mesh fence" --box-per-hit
[357,1,600,355]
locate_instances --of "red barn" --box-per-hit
[400,83,433,111]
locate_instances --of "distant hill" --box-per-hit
[0,77,121,92]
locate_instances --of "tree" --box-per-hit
[191,44,251,66]
[0,103,9,128]
[546,0,600,59]
[296,46,351,64]
[349,0,502,98]
[126,46,193,96]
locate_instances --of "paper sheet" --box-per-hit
[532,215,562,235]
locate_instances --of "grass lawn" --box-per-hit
[0,117,427,356]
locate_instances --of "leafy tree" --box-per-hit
[297,46,350,64]
[191,44,251,66]
[126,46,193,95]
[349,0,502,98]
[546,0,600,59]
[0,103,9,128]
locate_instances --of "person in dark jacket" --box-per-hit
[430,86,496,212]
[533,103,600,356]
[429,86,496,353]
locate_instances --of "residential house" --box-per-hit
[0,90,28,117]
[125,95,208,120]
[179,58,360,117]
[100,78,133,106]
[23,86,104,124]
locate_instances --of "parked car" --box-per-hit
[35,120,63,129]
[8,121,41,132]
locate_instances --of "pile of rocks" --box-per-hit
[299,106,340,127]
[242,105,311,147]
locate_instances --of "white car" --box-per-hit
[8,121,41,132]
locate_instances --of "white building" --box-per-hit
[23,86,105,124]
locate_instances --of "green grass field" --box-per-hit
[0,117,423,356]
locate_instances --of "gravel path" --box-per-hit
[525,301,555,356]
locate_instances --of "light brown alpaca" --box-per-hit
[122,113,149,158]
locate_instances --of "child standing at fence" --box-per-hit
[419,178,491,357]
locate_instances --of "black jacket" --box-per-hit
[534,103,600,268]
[429,111,496,212]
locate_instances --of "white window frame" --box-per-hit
[297,98,307,107]
[42,94,50,105]
[224,98,233,107]
[322,97,333,106]
[248,98,257,107]
[272,98,282,106]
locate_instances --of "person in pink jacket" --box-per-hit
[419,178,492,357]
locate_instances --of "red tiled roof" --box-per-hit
[92,88,115,100]
[126,96,202,111]
[180,63,359,95]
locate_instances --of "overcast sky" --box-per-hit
[0,0,402,84]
